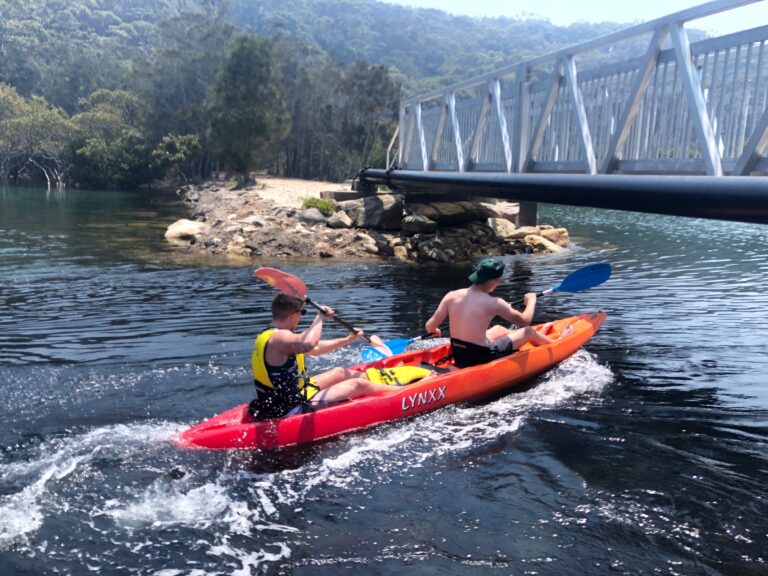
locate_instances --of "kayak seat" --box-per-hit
[422,363,454,374]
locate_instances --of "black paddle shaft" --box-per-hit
[510,290,549,308]
[304,297,374,344]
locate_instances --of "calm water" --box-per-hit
[1,187,767,575]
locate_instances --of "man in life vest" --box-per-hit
[250,293,395,419]
[424,258,572,369]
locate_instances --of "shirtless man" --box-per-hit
[424,258,572,368]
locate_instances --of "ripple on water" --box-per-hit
[0,348,613,573]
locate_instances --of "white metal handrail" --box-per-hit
[397,0,768,176]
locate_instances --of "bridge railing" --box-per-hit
[397,0,768,177]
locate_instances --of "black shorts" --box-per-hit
[450,337,513,369]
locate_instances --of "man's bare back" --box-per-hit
[425,259,575,368]
[436,286,528,346]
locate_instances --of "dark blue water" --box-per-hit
[1,187,767,575]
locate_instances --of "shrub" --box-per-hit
[302,197,337,217]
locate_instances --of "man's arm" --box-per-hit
[496,292,536,326]
[307,329,362,356]
[425,293,451,337]
[269,312,326,359]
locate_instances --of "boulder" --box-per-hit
[392,245,409,260]
[409,201,491,226]
[506,225,541,240]
[353,231,379,253]
[487,217,517,239]
[540,227,569,247]
[338,194,404,229]
[481,201,519,222]
[164,219,210,240]
[299,208,327,223]
[238,214,267,227]
[401,214,438,234]
[326,210,353,229]
[524,234,565,253]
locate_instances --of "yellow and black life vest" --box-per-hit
[251,328,318,401]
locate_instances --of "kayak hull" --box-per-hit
[176,312,606,450]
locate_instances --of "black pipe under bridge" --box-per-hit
[356,169,768,225]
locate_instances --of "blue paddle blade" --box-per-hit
[360,337,412,362]
[380,338,413,355]
[553,262,612,293]
[360,346,387,362]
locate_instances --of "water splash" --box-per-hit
[0,422,180,549]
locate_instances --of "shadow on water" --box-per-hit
[229,440,341,475]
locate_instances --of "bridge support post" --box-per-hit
[518,202,538,226]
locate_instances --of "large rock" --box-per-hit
[401,214,438,234]
[409,201,492,226]
[506,225,541,240]
[299,208,327,223]
[524,234,565,253]
[487,217,517,238]
[326,210,353,229]
[540,227,569,247]
[481,201,519,223]
[338,194,404,229]
[164,219,210,240]
[392,245,409,260]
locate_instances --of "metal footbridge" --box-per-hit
[359,0,768,224]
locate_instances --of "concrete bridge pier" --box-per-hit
[518,202,538,227]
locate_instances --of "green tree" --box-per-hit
[151,134,202,185]
[272,37,401,181]
[334,61,401,176]
[137,8,236,178]
[70,89,154,189]
[206,34,290,184]
[0,84,73,187]
[272,35,340,180]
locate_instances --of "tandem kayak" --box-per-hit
[176,312,606,450]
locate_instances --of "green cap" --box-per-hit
[468,258,505,284]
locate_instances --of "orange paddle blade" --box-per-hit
[368,335,393,357]
[254,267,308,300]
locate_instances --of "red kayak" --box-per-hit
[176,312,606,450]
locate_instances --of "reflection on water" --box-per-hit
[1,189,767,574]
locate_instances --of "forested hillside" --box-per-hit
[0,0,641,189]
[227,0,628,92]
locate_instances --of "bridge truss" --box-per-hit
[394,0,768,178]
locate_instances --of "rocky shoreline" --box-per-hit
[164,177,570,263]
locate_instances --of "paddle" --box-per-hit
[360,334,431,361]
[508,261,612,306]
[359,262,612,361]
[254,267,393,357]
